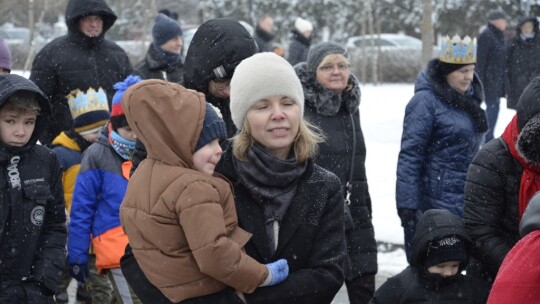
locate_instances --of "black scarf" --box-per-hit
[427,59,489,133]
[290,29,311,47]
[233,144,307,252]
[296,63,361,116]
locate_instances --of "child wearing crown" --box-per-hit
[52,87,113,303]
[396,35,488,262]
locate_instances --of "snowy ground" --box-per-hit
[12,70,513,303]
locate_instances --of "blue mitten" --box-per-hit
[261,259,289,286]
[69,263,89,284]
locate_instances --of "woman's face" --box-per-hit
[245,96,300,159]
[315,54,350,95]
[446,64,475,94]
[521,21,535,35]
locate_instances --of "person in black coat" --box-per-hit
[476,11,508,143]
[29,0,132,147]
[287,17,313,66]
[505,16,540,110]
[253,15,275,52]
[216,52,345,304]
[463,75,540,284]
[0,74,67,303]
[134,13,184,83]
[295,42,377,304]
[370,209,490,304]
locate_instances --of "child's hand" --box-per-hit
[69,263,89,284]
[261,259,289,286]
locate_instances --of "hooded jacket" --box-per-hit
[29,0,132,146]
[184,18,258,138]
[487,193,540,303]
[396,59,487,217]
[506,16,540,109]
[463,76,540,283]
[119,80,268,303]
[370,209,489,304]
[0,75,67,296]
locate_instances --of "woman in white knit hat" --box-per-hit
[216,52,346,303]
[287,17,313,66]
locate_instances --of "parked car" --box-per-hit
[346,33,422,50]
[0,26,30,45]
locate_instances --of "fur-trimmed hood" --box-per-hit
[294,62,360,116]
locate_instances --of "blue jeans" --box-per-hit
[484,97,500,143]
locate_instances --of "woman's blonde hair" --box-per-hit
[318,53,351,69]
[231,116,325,163]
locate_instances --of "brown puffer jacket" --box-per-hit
[119,79,268,303]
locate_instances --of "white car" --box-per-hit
[346,33,422,50]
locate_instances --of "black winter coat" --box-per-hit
[29,0,132,146]
[0,75,67,300]
[287,29,311,66]
[253,25,274,53]
[463,138,522,283]
[295,63,377,280]
[476,24,506,100]
[505,17,540,109]
[134,45,184,83]
[370,209,490,304]
[216,148,346,304]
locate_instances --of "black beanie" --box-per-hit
[195,103,227,151]
[423,236,468,268]
[437,60,469,76]
[152,13,183,48]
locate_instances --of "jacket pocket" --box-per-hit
[23,186,53,231]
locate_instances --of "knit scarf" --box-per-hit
[233,144,307,251]
[108,125,135,160]
[501,114,540,218]
[152,43,181,66]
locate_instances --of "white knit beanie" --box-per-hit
[294,17,313,34]
[230,52,304,129]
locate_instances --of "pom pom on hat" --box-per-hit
[423,236,468,268]
[230,52,304,129]
[307,42,349,74]
[111,75,142,129]
[0,38,11,72]
[152,13,183,48]
[195,103,227,151]
[294,17,313,34]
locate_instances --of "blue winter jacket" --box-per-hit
[396,60,487,217]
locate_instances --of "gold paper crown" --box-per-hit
[67,87,109,119]
[439,35,477,64]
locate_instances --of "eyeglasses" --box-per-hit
[214,79,231,91]
[318,63,350,73]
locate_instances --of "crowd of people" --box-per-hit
[0,0,539,303]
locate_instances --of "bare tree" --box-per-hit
[421,0,433,68]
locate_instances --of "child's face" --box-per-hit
[0,107,37,147]
[82,130,100,143]
[427,261,460,277]
[116,126,137,141]
[192,139,222,175]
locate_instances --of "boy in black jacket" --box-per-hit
[0,74,67,303]
[370,209,489,304]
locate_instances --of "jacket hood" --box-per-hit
[516,76,540,131]
[121,79,205,168]
[0,74,50,148]
[411,209,471,269]
[183,18,258,94]
[516,16,539,35]
[65,0,117,35]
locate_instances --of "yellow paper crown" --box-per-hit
[67,87,109,119]
[439,35,477,64]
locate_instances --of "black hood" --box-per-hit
[0,75,51,148]
[516,76,540,131]
[520,192,540,237]
[411,209,471,269]
[183,18,258,95]
[65,0,117,36]
[516,16,539,35]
